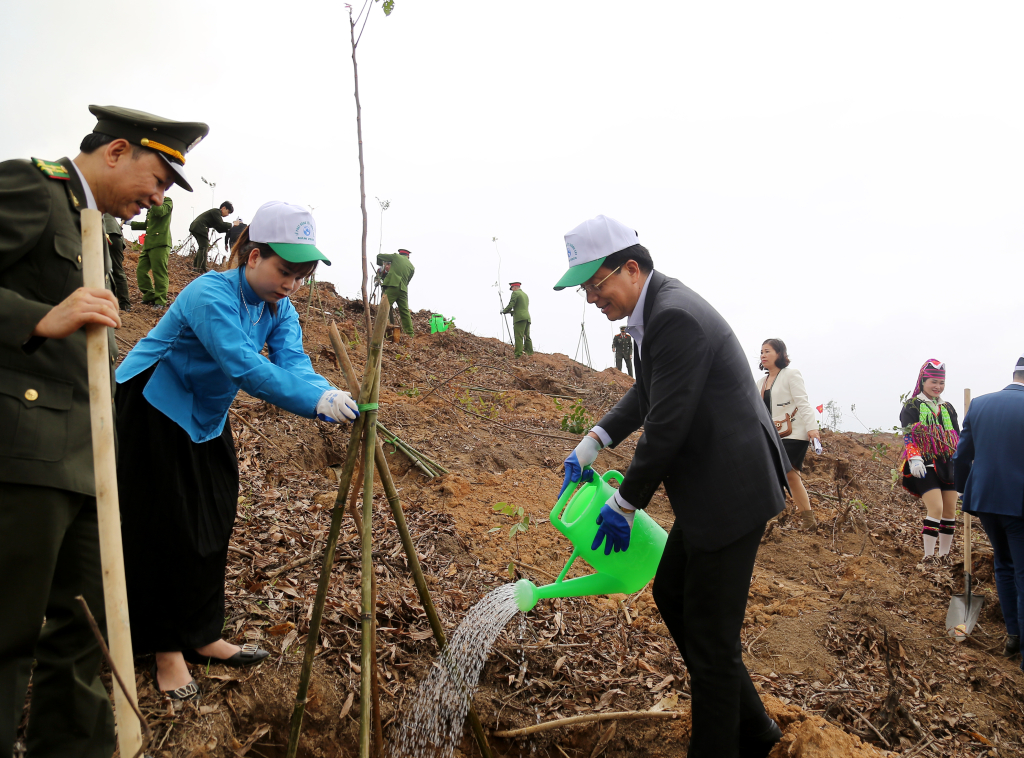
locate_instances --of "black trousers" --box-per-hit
[0,484,115,758]
[108,234,130,308]
[652,521,773,758]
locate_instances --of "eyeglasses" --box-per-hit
[577,266,621,297]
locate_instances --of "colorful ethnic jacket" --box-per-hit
[899,396,960,465]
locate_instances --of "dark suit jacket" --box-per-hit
[954,384,1024,517]
[597,270,788,551]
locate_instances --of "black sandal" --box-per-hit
[183,643,269,668]
[150,661,199,701]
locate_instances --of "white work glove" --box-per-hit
[909,456,927,479]
[316,390,359,423]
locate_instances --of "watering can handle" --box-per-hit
[550,468,625,526]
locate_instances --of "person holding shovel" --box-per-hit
[376,247,415,336]
[115,201,359,700]
[130,196,174,310]
[501,281,533,357]
[0,104,207,758]
[953,355,1024,660]
[555,215,789,758]
[899,359,960,564]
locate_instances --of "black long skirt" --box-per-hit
[116,366,239,653]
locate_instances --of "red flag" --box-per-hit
[816,404,824,414]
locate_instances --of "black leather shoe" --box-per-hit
[1004,635,1020,657]
[739,719,783,758]
[150,661,199,701]
[184,643,269,668]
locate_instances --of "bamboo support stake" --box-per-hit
[328,321,494,758]
[80,209,142,757]
[492,710,680,738]
[285,301,391,758]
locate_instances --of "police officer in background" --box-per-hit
[190,200,234,272]
[501,281,533,358]
[376,247,416,336]
[102,213,131,311]
[0,105,208,758]
[130,195,174,310]
[612,324,632,377]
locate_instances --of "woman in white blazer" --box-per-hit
[758,339,820,529]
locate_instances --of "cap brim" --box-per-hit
[159,153,193,192]
[268,242,332,266]
[553,257,606,291]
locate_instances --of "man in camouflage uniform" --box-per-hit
[376,247,415,336]
[130,196,174,309]
[102,213,131,310]
[501,281,533,358]
[0,105,207,758]
[612,325,633,378]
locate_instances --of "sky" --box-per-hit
[3,1,1022,432]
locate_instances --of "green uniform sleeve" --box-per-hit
[212,216,232,233]
[376,253,397,266]
[0,160,56,348]
[130,218,146,230]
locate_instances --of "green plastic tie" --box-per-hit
[357,403,379,412]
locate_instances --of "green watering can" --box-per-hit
[513,469,668,613]
[430,314,454,334]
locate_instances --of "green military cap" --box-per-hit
[88,105,209,192]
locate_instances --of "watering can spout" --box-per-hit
[514,579,539,613]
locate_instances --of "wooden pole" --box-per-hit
[964,388,972,591]
[328,322,495,758]
[349,7,372,340]
[286,300,391,758]
[80,209,142,756]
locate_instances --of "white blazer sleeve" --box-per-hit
[788,368,816,433]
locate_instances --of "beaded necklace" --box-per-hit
[239,267,265,325]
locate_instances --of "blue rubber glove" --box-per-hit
[591,493,636,555]
[559,436,602,498]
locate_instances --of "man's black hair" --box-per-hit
[602,244,653,274]
[220,201,234,213]
[79,132,146,158]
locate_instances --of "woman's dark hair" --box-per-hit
[220,201,234,213]
[79,132,146,158]
[759,338,790,371]
[227,226,318,316]
[602,244,654,274]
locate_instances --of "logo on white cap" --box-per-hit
[566,242,579,264]
[250,201,317,246]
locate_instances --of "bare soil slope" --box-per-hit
[83,246,1024,757]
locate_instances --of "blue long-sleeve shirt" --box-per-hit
[117,267,333,443]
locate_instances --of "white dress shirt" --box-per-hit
[69,160,97,211]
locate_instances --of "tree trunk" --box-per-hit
[350,11,372,338]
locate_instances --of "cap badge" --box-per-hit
[295,222,314,241]
[566,242,578,264]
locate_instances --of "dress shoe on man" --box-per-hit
[739,719,783,758]
[1004,635,1020,657]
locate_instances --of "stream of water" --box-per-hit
[387,583,522,758]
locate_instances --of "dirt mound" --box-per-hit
[55,247,1024,757]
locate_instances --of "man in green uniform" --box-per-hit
[0,105,208,758]
[130,196,174,309]
[612,325,633,378]
[376,247,416,336]
[189,200,234,272]
[501,281,533,358]
[102,213,131,311]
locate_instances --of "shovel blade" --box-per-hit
[946,593,985,642]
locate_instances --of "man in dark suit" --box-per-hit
[555,215,789,758]
[953,358,1024,662]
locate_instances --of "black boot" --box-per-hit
[1004,635,1020,657]
[739,719,783,758]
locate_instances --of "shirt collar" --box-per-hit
[1012,381,1024,387]
[69,160,97,211]
[627,272,652,329]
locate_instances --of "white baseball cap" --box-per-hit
[554,214,637,290]
[248,201,330,265]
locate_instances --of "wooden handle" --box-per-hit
[81,209,142,756]
[963,388,971,575]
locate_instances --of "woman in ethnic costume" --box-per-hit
[899,359,960,563]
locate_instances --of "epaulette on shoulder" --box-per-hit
[31,158,70,181]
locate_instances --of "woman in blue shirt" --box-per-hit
[116,201,358,699]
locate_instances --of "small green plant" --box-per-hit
[490,501,530,559]
[560,398,595,435]
[398,385,421,398]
